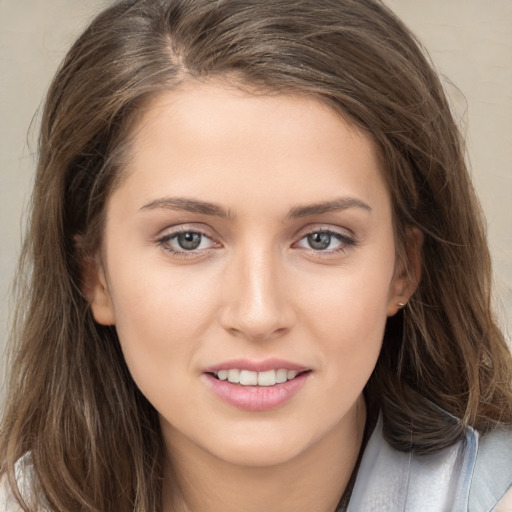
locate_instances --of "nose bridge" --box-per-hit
[220,238,292,340]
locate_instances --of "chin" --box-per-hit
[209,433,313,468]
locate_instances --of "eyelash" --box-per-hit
[294,228,357,255]
[156,228,220,258]
[156,227,356,258]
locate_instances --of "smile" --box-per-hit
[214,368,302,387]
[203,360,311,411]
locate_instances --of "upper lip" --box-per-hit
[203,358,309,373]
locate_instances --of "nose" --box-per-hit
[219,245,295,342]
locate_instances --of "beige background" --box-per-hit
[1,1,511,389]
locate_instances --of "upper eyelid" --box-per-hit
[295,230,354,245]
[156,223,217,239]
[294,224,356,240]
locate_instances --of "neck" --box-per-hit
[161,397,366,512]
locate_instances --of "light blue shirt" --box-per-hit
[346,416,512,512]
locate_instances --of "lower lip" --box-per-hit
[203,372,310,411]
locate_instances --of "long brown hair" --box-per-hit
[2,0,511,510]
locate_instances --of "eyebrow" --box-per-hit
[140,197,235,220]
[140,196,372,220]
[286,197,372,218]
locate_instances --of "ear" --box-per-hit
[79,250,116,326]
[387,227,423,317]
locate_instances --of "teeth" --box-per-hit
[276,369,288,383]
[216,368,303,386]
[257,370,276,386]
[239,370,258,385]
[227,369,240,383]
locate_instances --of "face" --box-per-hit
[89,82,414,468]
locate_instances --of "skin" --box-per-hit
[88,82,419,512]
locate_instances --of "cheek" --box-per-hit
[106,261,220,393]
[297,257,394,383]
[312,294,386,383]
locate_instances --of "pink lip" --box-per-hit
[202,359,311,412]
[203,358,309,373]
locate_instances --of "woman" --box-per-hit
[1,0,511,510]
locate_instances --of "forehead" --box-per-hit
[113,81,390,219]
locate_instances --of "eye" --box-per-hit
[157,229,219,255]
[306,232,333,250]
[175,232,203,250]
[295,229,355,253]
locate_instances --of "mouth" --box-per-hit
[203,360,312,411]
[208,368,311,387]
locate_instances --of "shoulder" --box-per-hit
[470,426,512,511]
[347,416,512,512]
[0,474,24,512]
[0,454,41,512]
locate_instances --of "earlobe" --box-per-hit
[387,227,423,317]
[80,255,116,326]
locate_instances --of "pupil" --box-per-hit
[308,232,331,250]
[178,232,202,250]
